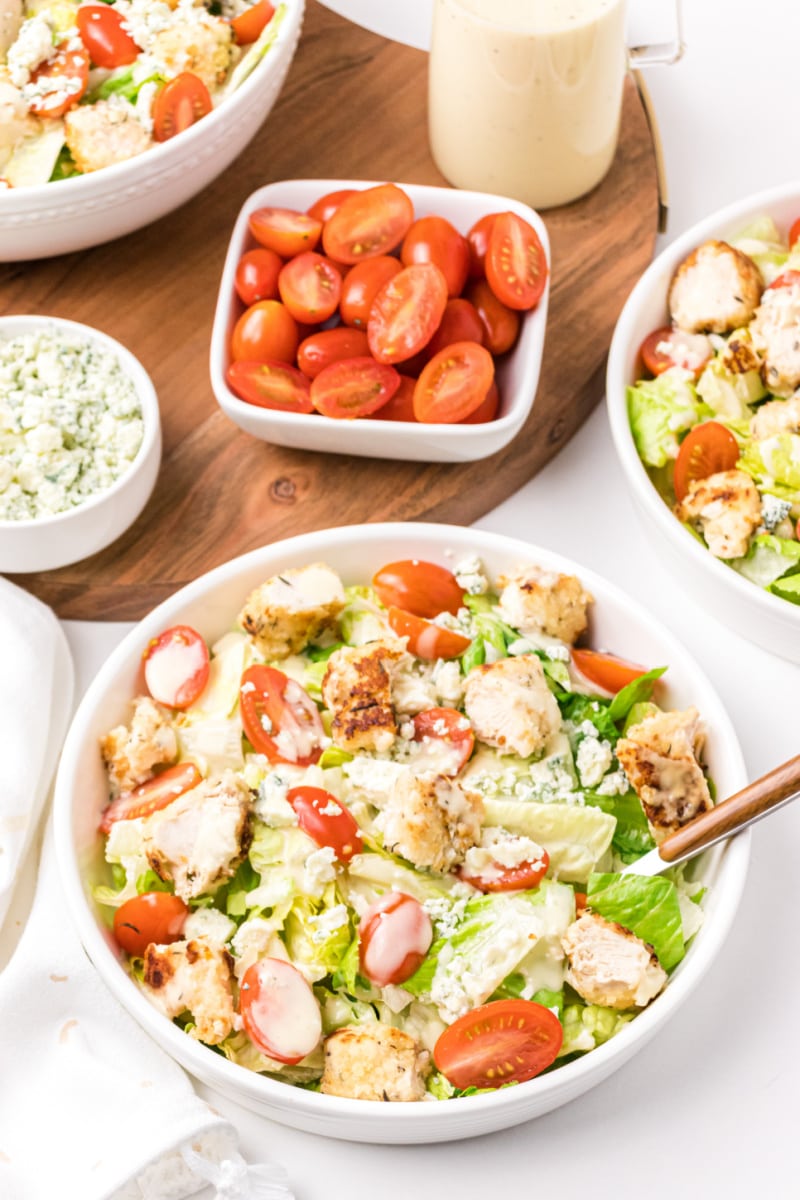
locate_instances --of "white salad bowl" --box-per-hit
[209,179,550,462]
[607,181,800,663]
[0,1,304,262]
[0,315,161,572]
[53,522,749,1143]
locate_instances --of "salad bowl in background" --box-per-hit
[0,1,304,262]
[53,522,749,1143]
[607,181,800,664]
[209,180,550,462]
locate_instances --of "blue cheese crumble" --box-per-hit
[0,329,144,521]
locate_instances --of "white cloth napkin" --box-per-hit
[0,579,295,1200]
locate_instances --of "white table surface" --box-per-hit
[48,1,800,1195]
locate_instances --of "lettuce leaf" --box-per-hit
[729,533,800,589]
[587,872,685,971]
[607,667,667,724]
[627,369,703,468]
[484,799,616,882]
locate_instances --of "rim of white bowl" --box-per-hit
[0,0,304,204]
[53,522,750,1127]
[210,178,550,438]
[607,179,800,630]
[0,314,160,529]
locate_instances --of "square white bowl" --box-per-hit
[209,179,550,461]
[0,315,161,574]
[606,181,800,663]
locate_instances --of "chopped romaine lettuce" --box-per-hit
[729,533,800,588]
[739,434,800,497]
[587,872,685,971]
[484,799,616,882]
[627,369,704,468]
[696,350,766,418]
[607,667,666,724]
[559,1003,634,1056]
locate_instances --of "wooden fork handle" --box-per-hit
[658,752,800,862]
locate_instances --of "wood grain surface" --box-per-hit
[1,0,660,620]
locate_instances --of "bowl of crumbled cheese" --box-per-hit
[0,314,161,572]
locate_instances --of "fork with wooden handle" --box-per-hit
[622,753,800,876]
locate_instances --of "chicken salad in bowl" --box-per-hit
[54,524,749,1140]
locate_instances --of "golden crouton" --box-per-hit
[615,707,712,841]
[100,696,177,794]
[320,1024,430,1101]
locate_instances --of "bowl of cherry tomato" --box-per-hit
[0,0,304,261]
[607,181,800,663]
[209,179,550,461]
[53,521,748,1143]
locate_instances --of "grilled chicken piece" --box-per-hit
[615,707,712,841]
[322,639,406,753]
[143,770,252,902]
[239,562,345,660]
[464,655,560,758]
[562,912,667,1009]
[65,100,152,174]
[497,564,592,644]
[668,240,764,334]
[750,279,800,396]
[142,939,235,1045]
[379,773,484,873]
[750,392,800,440]
[149,16,234,91]
[100,696,177,795]
[674,468,761,559]
[320,1024,430,1101]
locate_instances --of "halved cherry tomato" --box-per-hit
[460,380,499,424]
[240,958,322,1064]
[358,892,432,987]
[77,5,140,68]
[466,213,497,279]
[374,375,417,421]
[234,248,283,307]
[240,665,324,765]
[401,215,470,298]
[152,72,212,142]
[486,212,548,311]
[639,325,712,377]
[434,999,563,1089]
[28,44,89,119]
[426,297,484,358]
[373,559,464,618]
[297,327,370,378]
[368,263,449,364]
[113,892,188,957]
[467,278,520,355]
[387,607,471,660]
[322,183,414,264]
[575,891,588,914]
[286,786,363,862]
[98,762,203,834]
[278,251,342,323]
[231,299,299,363]
[413,707,474,773]
[767,269,800,291]
[459,847,550,893]
[226,360,311,411]
[307,188,358,223]
[789,218,800,249]
[249,207,322,258]
[143,624,209,709]
[310,356,400,419]
[226,360,313,412]
[571,648,650,694]
[673,420,740,502]
[339,256,403,328]
[231,0,274,44]
[414,341,494,423]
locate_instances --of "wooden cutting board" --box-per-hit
[1,0,660,620]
